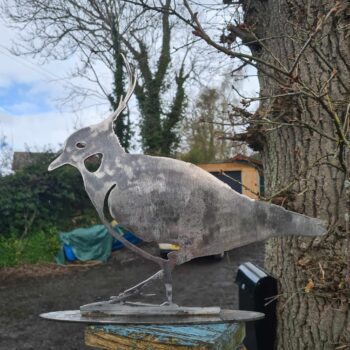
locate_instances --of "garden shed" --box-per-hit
[197,154,264,199]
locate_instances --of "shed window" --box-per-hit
[210,171,242,194]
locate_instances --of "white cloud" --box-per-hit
[0,108,109,152]
[0,20,117,152]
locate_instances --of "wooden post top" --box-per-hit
[85,323,246,349]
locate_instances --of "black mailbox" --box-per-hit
[235,262,277,350]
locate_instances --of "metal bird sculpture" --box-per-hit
[45,56,326,322]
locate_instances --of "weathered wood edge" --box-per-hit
[85,323,246,350]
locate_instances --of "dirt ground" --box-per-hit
[0,242,265,350]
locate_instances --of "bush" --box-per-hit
[0,228,60,267]
[0,152,99,237]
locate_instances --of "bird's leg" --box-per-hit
[162,264,173,305]
[100,217,180,304]
[110,269,164,303]
[161,251,178,305]
[103,220,165,266]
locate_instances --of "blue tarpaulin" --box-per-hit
[55,224,142,264]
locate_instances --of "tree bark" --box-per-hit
[241,0,350,348]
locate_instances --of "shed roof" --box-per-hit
[198,154,262,168]
[229,154,262,167]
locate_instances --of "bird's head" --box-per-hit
[48,125,104,172]
[48,54,136,173]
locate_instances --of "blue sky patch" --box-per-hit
[0,82,53,115]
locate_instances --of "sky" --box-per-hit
[0,21,113,154]
[0,7,259,160]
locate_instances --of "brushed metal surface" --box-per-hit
[40,309,265,324]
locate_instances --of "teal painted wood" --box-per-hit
[88,323,245,349]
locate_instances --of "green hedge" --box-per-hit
[0,152,101,267]
[0,152,98,238]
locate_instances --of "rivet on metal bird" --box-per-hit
[42,55,326,324]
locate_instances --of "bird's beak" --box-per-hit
[48,152,69,171]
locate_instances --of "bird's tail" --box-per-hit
[255,201,327,238]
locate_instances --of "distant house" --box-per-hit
[12,151,53,172]
[197,154,264,199]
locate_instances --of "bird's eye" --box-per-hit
[76,142,86,149]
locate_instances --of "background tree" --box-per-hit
[122,0,190,155]
[181,86,246,163]
[2,0,191,155]
[107,10,133,151]
[174,1,350,348]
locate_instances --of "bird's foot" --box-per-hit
[109,269,164,304]
[160,301,178,307]
[109,290,139,304]
[110,290,156,303]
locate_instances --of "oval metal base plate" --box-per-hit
[40,309,264,325]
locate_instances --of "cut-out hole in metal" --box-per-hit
[84,153,103,173]
[103,184,116,222]
[76,142,86,149]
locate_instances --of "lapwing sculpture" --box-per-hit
[45,55,326,323]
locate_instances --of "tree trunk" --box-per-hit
[241,0,350,348]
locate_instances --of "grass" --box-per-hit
[0,228,60,267]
